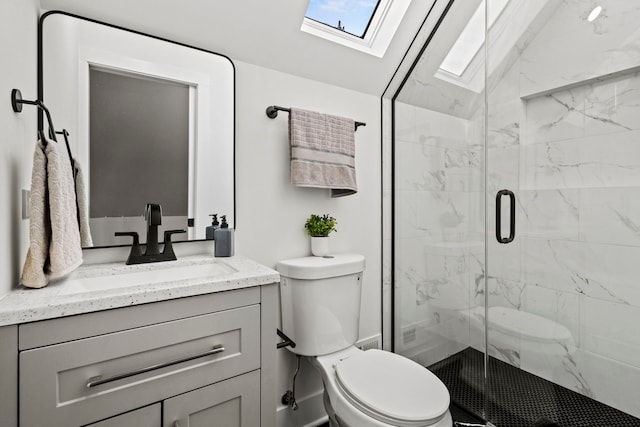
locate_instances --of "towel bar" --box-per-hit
[266,105,366,131]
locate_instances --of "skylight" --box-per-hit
[300,0,412,58]
[439,0,510,76]
[433,0,545,94]
[305,0,380,38]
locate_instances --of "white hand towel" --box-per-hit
[74,162,93,247]
[289,108,357,197]
[21,141,50,288]
[21,137,83,288]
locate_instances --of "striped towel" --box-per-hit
[289,108,357,197]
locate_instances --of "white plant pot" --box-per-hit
[311,237,330,257]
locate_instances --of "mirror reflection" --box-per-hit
[40,12,235,248]
[89,68,190,245]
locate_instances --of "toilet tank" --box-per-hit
[277,254,365,356]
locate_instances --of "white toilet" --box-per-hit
[277,254,453,427]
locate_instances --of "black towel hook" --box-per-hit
[11,89,75,174]
[11,88,58,142]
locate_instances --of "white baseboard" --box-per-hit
[276,389,328,427]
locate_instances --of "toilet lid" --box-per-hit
[335,350,449,426]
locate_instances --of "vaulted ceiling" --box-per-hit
[39,0,440,95]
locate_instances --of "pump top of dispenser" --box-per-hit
[206,214,220,240]
[220,215,229,228]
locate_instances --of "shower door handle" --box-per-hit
[495,189,515,244]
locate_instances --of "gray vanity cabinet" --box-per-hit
[86,404,161,427]
[15,284,278,427]
[163,370,260,426]
[0,326,18,427]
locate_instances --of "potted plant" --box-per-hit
[304,214,337,256]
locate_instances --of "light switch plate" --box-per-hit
[22,189,30,219]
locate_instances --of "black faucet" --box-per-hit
[144,203,162,256]
[115,203,186,265]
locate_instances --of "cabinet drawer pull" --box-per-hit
[86,344,225,388]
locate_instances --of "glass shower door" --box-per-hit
[485,0,640,425]
[392,0,488,420]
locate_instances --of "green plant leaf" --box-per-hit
[304,214,337,237]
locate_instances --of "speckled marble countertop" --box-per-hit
[0,255,279,326]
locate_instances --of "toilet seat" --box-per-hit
[334,350,450,426]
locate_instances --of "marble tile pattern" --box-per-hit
[0,255,279,326]
[394,102,484,365]
[519,0,640,98]
[394,0,640,418]
[487,13,640,417]
[486,60,640,420]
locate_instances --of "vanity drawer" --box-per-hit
[20,304,260,427]
[86,403,161,427]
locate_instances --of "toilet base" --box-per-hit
[323,389,344,427]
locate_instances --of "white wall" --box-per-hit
[234,60,381,338]
[0,0,40,297]
[234,60,382,424]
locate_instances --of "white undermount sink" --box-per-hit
[56,261,237,295]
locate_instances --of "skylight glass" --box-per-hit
[439,0,510,76]
[305,0,381,38]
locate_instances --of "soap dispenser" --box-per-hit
[206,214,220,240]
[214,215,234,257]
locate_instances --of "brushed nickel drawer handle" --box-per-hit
[86,344,225,388]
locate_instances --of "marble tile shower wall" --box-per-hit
[394,101,484,366]
[477,68,640,418]
[497,72,640,417]
[477,0,640,417]
[394,0,640,419]
[396,74,640,417]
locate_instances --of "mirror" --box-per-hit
[40,12,235,248]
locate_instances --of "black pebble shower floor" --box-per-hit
[428,347,640,427]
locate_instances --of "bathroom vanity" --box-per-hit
[0,255,279,427]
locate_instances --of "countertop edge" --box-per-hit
[0,255,280,327]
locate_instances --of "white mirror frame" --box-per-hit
[39,11,235,247]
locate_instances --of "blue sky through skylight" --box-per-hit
[306,0,380,38]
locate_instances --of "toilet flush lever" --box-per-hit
[277,328,296,349]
